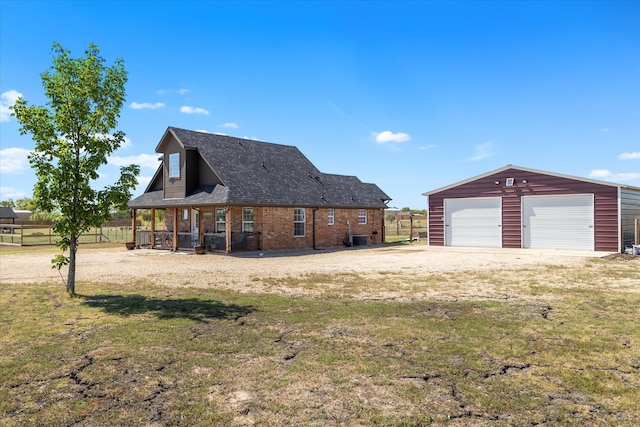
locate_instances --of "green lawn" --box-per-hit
[1,257,638,426]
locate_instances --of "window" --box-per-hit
[182,209,189,220]
[242,208,254,232]
[327,208,335,226]
[215,208,226,233]
[358,209,367,225]
[169,153,180,178]
[294,208,305,237]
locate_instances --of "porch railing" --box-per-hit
[133,230,261,252]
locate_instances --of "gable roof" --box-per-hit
[0,206,17,219]
[423,164,640,196]
[130,127,390,208]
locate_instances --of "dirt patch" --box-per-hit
[1,244,622,301]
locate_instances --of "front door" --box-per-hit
[191,209,199,247]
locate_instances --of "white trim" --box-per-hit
[242,207,254,233]
[358,209,367,225]
[294,208,306,237]
[617,187,622,252]
[169,153,180,178]
[327,208,335,226]
[423,164,640,196]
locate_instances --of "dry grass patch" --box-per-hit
[1,255,639,426]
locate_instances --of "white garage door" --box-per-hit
[522,194,594,250]
[444,197,502,248]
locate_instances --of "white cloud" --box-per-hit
[469,141,495,162]
[155,89,169,95]
[588,169,612,178]
[130,102,165,110]
[178,88,189,95]
[374,130,411,143]
[589,169,640,182]
[618,172,640,181]
[108,153,161,169]
[1,90,23,122]
[0,186,27,199]
[221,122,238,129]
[619,152,640,160]
[195,129,211,134]
[136,175,153,188]
[0,147,31,173]
[180,106,209,115]
[600,128,609,133]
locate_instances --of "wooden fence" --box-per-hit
[0,224,134,246]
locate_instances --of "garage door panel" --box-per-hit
[522,195,594,250]
[445,197,502,248]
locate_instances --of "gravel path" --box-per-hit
[2,244,611,297]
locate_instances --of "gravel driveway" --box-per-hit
[2,244,614,300]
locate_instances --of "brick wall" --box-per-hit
[259,206,384,251]
[160,206,385,251]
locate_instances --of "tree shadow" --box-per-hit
[80,294,255,322]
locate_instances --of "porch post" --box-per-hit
[225,206,232,254]
[150,208,156,249]
[131,208,136,244]
[198,208,204,245]
[173,207,178,250]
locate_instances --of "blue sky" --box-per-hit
[1,0,639,209]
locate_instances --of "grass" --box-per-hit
[0,257,639,426]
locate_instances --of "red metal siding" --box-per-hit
[428,168,620,251]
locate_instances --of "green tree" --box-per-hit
[15,197,37,211]
[12,43,139,296]
[0,199,16,207]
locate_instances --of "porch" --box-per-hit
[134,230,261,253]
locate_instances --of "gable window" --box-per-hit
[327,208,335,226]
[215,208,226,233]
[358,209,367,225]
[242,208,254,233]
[294,208,305,237]
[169,153,180,178]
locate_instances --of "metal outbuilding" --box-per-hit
[423,165,640,252]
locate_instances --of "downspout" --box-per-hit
[225,206,232,254]
[312,207,319,250]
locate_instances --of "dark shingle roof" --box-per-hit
[0,206,17,219]
[130,127,390,209]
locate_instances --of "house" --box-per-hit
[423,165,640,252]
[128,127,391,253]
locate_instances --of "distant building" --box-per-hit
[0,207,18,224]
[14,210,32,223]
